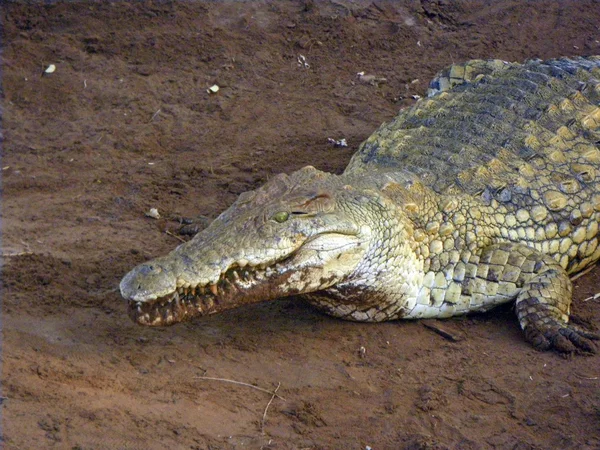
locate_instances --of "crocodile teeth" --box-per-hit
[209,284,218,296]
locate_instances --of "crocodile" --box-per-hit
[120,56,600,353]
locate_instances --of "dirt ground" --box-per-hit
[2,1,600,449]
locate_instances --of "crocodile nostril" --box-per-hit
[139,264,162,276]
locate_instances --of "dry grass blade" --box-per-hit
[261,382,281,434]
[165,229,187,243]
[150,108,161,122]
[194,376,285,400]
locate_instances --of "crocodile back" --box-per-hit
[346,57,600,197]
[345,57,600,273]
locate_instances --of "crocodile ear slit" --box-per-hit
[296,192,334,212]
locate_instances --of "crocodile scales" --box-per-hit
[121,57,600,353]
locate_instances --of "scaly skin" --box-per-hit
[121,57,600,353]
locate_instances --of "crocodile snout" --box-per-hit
[120,262,176,302]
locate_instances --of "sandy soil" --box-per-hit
[2,1,600,449]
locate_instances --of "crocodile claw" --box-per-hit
[525,322,599,354]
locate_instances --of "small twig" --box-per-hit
[421,319,465,342]
[0,251,34,258]
[570,263,597,281]
[1,241,33,257]
[582,292,600,302]
[299,37,319,52]
[574,373,598,380]
[165,230,187,243]
[150,108,161,122]
[193,376,285,400]
[261,382,281,434]
[344,85,357,97]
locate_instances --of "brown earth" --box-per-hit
[2,1,600,449]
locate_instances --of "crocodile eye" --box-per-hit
[272,211,289,223]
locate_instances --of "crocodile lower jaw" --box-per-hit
[127,287,218,326]
[126,263,281,326]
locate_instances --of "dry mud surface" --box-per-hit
[2,1,600,449]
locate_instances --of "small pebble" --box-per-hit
[145,208,160,219]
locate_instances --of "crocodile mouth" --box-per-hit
[127,263,293,326]
[125,231,364,326]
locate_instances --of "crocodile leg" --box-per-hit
[513,253,599,354]
[470,243,598,353]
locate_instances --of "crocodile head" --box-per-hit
[120,166,387,326]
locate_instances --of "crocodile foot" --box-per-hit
[524,321,599,354]
[176,215,212,236]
